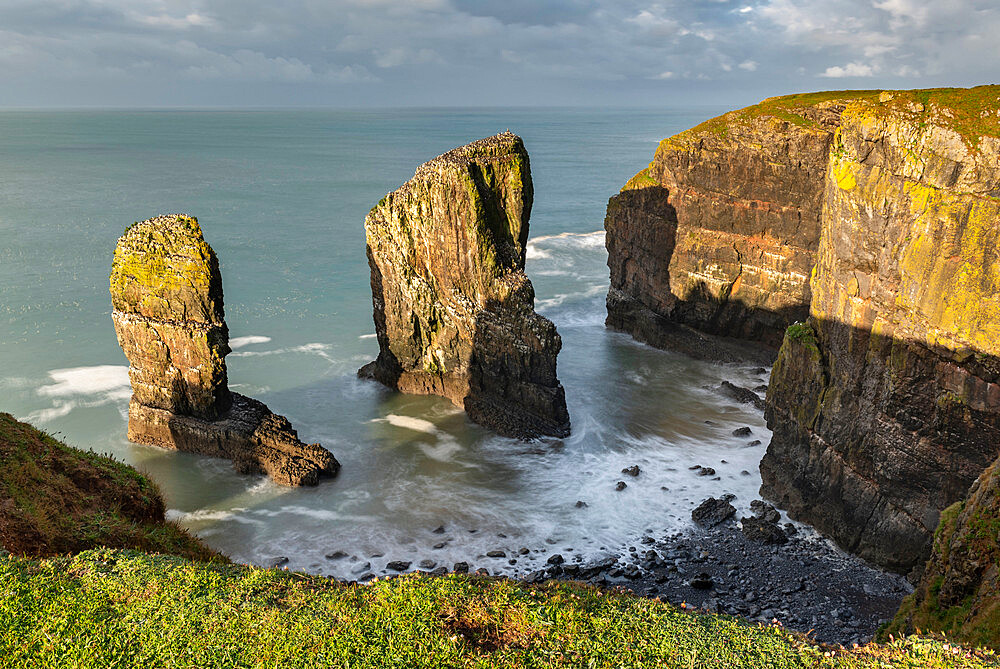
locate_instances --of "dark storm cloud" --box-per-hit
[0,0,996,107]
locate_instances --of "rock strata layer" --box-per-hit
[359,133,570,439]
[606,92,874,354]
[762,88,1000,573]
[111,214,339,486]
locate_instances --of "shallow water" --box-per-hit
[0,107,781,577]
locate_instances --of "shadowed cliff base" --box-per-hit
[886,451,1000,651]
[360,133,570,439]
[605,288,776,366]
[762,318,1000,576]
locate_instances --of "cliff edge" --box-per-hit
[111,214,340,486]
[360,133,570,439]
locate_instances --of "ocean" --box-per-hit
[0,107,776,577]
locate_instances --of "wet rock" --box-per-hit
[575,500,588,508]
[486,550,506,558]
[418,559,436,569]
[111,214,340,486]
[718,381,765,410]
[547,554,565,565]
[750,500,781,524]
[615,481,627,491]
[741,517,788,544]
[266,557,289,568]
[358,133,570,439]
[386,561,411,572]
[431,567,448,576]
[690,572,714,589]
[324,551,348,560]
[432,525,446,534]
[432,542,446,550]
[452,562,470,573]
[696,467,716,477]
[352,561,372,574]
[692,497,737,527]
[524,570,546,584]
[622,465,641,477]
[732,427,753,437]
[747,440,762,447]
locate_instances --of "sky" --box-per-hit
[0,0,997,108]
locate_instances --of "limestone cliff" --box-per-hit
[887,453,1000,650]
[359,133,570,439]
[606,92,878,354]
[111,214,340,486]
[762,87,1000,573]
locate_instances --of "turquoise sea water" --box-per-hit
[0,108,776,576]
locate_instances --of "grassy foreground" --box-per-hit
[1,549,997,669]
[0,412,217,562]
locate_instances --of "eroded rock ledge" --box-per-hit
[359,133,570,439]
[111,214,339,486]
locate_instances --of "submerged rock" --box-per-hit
[718,381,765,411]
[359,133,570,439]
[111,214,340,486]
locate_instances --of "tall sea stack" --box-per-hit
[359,133,570,439]
[111,214,340,486]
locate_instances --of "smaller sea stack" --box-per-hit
[360,133,570,439]
[111,214,339,486]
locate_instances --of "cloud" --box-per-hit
[0,0,996,106]
[821,62,876,78]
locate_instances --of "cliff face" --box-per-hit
[762,88,1000,573]
[606,93,874,353]
[360,133,570,439]
[888,454,1000,650]
[111,215,340,486]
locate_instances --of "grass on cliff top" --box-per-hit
[675,89,883,140]
[851,86,1000,150]
[671,85,1000,147]
[0,412,218,562]
[2,549,997,669]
